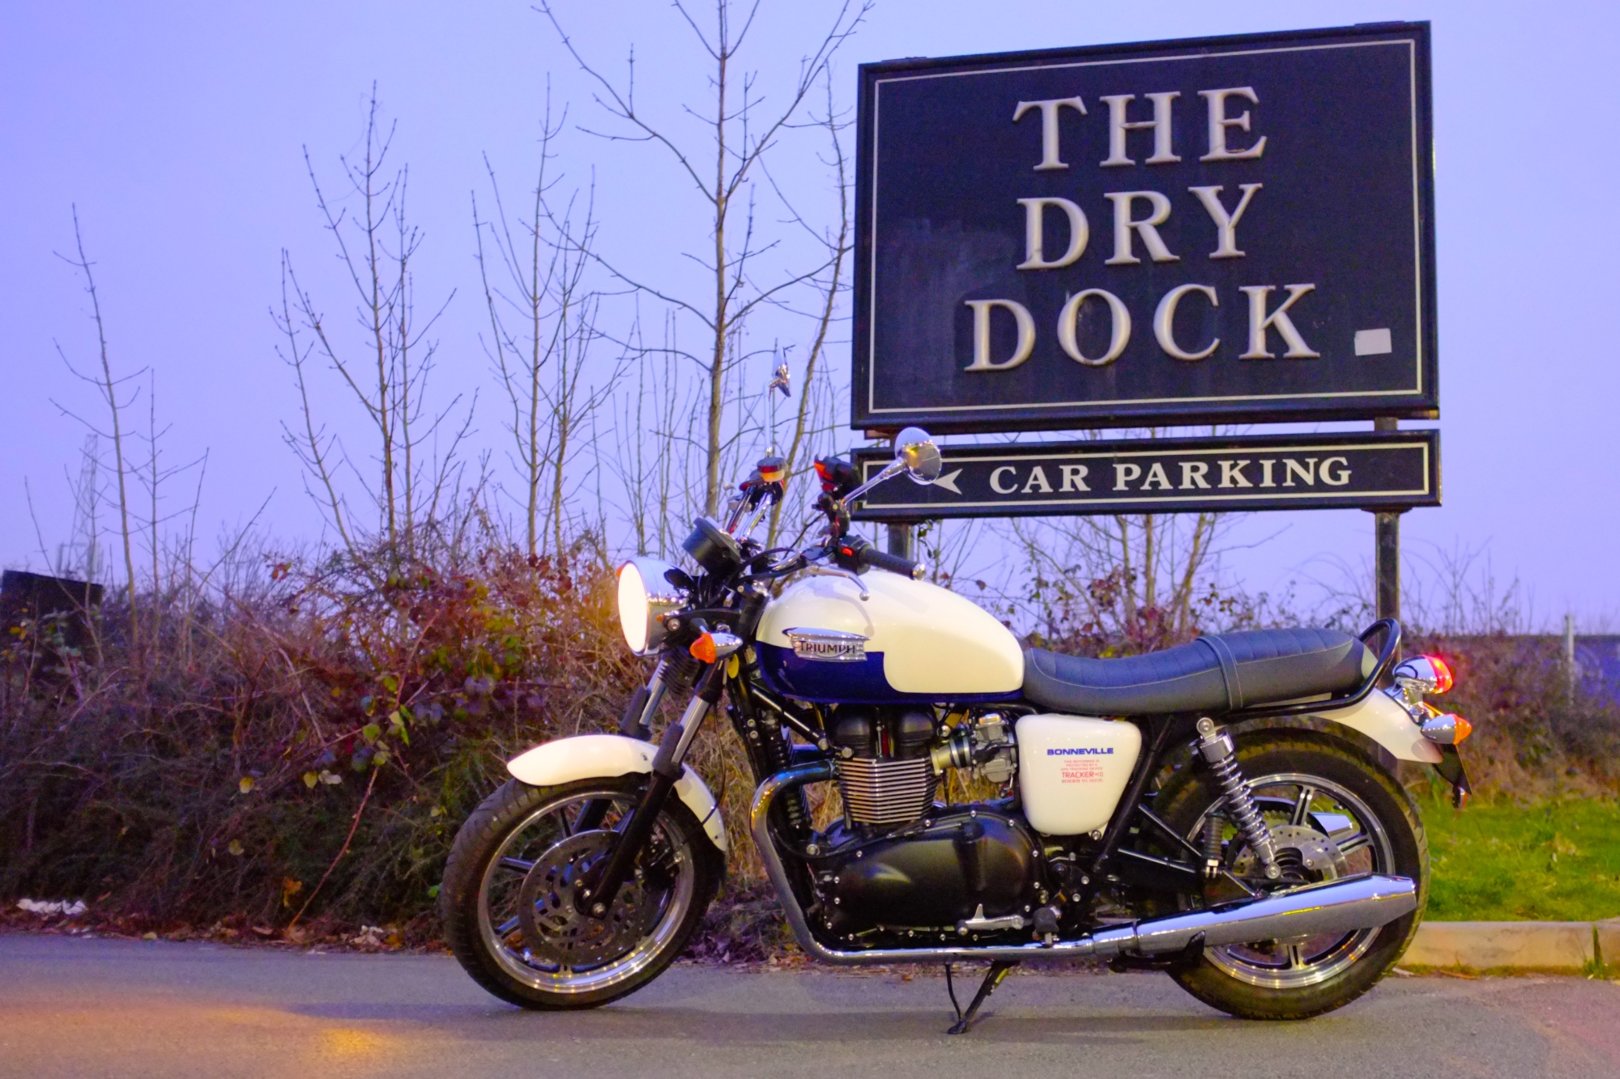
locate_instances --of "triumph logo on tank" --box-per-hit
[785,629,869,662]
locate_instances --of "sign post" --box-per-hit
[1373,417,1404,627]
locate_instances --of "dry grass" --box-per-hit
[0,535,716,928]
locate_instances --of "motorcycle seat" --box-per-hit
[1021,628,1374,717]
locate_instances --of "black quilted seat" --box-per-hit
[1022,628,1374,717]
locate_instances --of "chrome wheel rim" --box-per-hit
[1188,771,1396,990]
[477,787,695,995]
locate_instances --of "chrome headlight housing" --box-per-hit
[616,557,685,655]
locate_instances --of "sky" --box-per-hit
[3,0,1617,631]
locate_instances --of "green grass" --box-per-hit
[1420,795,1620,922]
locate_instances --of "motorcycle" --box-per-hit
[441,427,1473,1032]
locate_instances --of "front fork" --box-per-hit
[579,660,726,916]
[566,663,675,838]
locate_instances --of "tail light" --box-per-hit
[1427,656,1455,693]
[1388,654,1473,745]
[1392,655,1453,701]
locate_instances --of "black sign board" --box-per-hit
[850,430,1439,520]
[853,23,1437,434]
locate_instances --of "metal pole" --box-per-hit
[1375,511,1400,622]
[886,522,916,560]
[1373,418,1402,627]
[1565,613,1577,708]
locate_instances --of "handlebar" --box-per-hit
[833,536,926,580]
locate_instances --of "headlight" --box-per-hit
[616,557,685,655]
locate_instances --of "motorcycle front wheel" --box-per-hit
[1152,731,1428,1020]
[441,776,722,1009]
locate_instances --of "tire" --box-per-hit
[1152,731,1428,1020]
[441,776,723,1010]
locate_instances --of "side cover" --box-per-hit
[754,569,1024,702]
[506,734,729,855]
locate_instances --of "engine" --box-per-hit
[813,706,1037,939]
[828,706,937,825]
[827,706,1016,827]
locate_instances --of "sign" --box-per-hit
[850,431,1439,520]
[852,24,1437,434]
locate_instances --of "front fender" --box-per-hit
[506,733,728,856]
[1309,691,1443,764]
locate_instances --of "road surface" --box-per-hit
[2,933,1617,1078]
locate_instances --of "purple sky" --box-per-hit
[3,1,1617,630]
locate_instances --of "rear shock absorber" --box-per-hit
[1201,814,1223,880]
[1195,718,1281,880]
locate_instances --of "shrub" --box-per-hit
[1407,630,1620,797]
[0,538,695,928]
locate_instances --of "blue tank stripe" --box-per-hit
[755,643,1018,705]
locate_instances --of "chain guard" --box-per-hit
[516,831,658,967]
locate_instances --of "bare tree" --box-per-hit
[605,311,708,556]
[50,207,141,639]
[131,370,207,597]
[761,75,853,546]
[537,0,870,518]
[274,86,470,565]
[1011,506,1228,652]
[48,210,211,657]
[60,435,102,581]
[474,93,628,558]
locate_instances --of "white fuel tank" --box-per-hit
[754,569,1023,701]
[1015,714,1143,836]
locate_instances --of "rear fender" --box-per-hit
[1308,691,1443,764]
[506,733,728,856]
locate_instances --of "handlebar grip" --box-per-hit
[857,543,926,580]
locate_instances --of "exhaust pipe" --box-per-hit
[1081,873,1416,959]
[752,763,1417,966]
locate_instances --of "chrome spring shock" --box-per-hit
[1201,814,1223,879]
[1195,718,1281,880]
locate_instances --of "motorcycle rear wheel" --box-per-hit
[441,777,722,1010]
[1152,732,1428,1020]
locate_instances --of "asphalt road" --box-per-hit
[2,932,1617,1079]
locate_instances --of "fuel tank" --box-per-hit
[754,569,1024,703]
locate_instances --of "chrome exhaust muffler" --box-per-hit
[752,763,1417,966]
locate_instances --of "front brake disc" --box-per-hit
[516,831,656,967]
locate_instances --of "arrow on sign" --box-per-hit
[932,468,963,495]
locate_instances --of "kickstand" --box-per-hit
[944,960,1019,1035]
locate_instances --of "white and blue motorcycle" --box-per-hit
[442,429,1473,1031]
